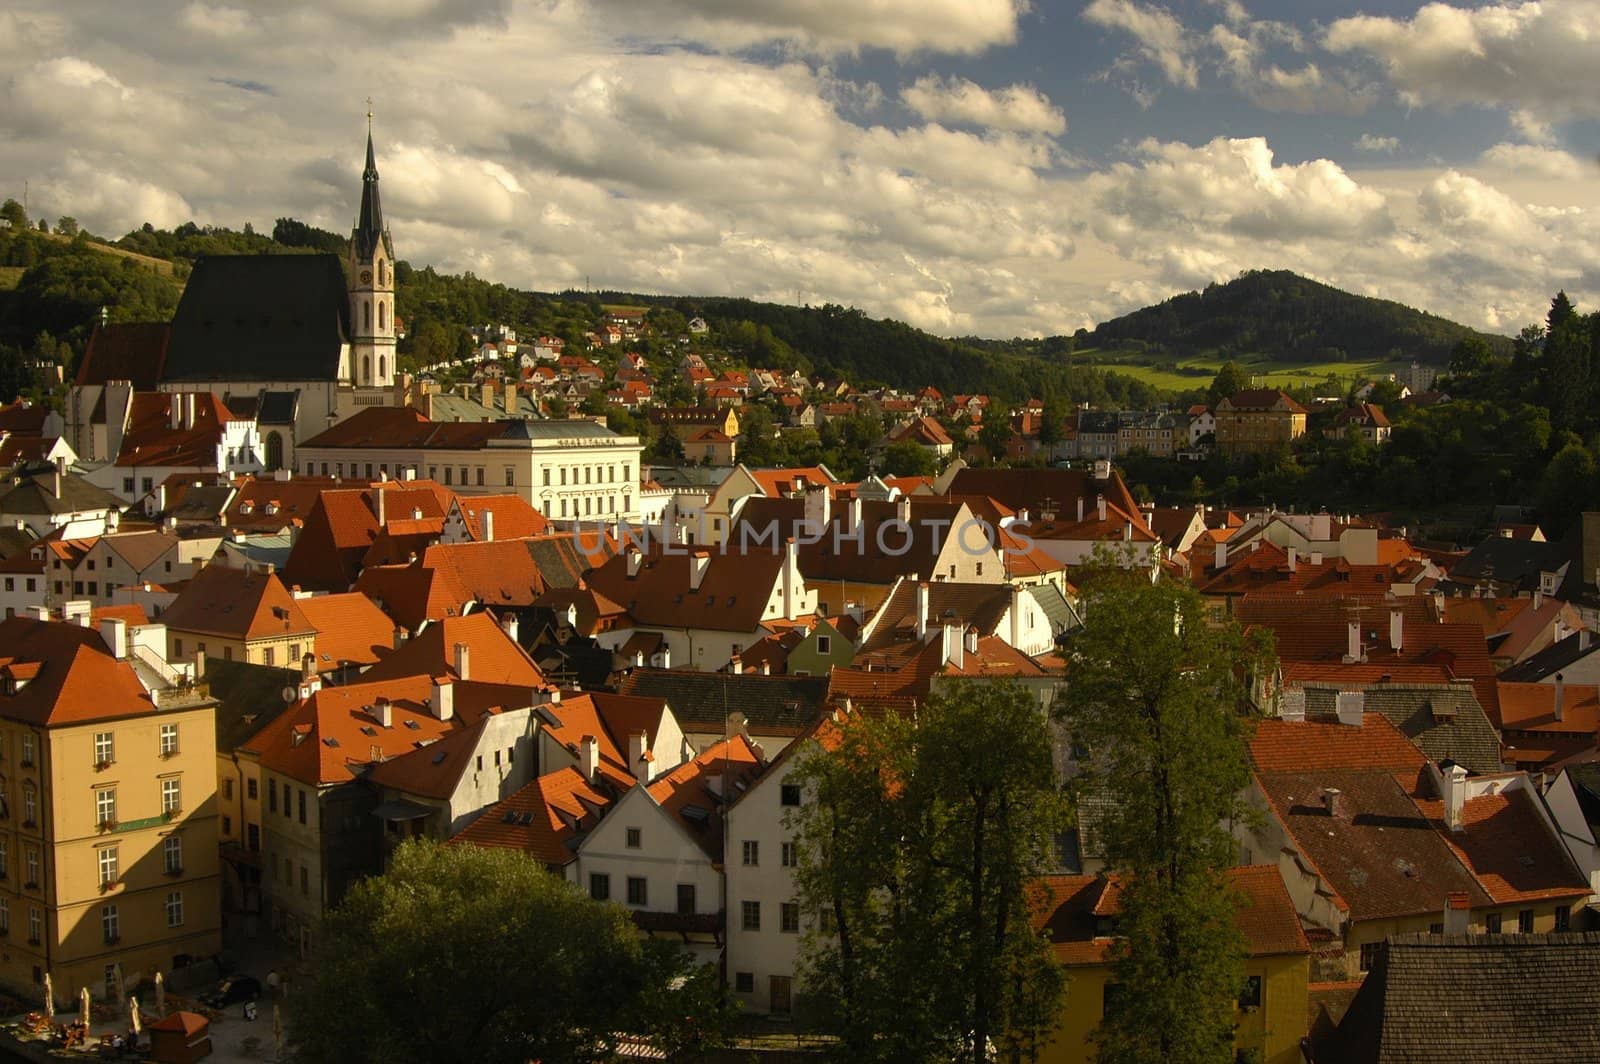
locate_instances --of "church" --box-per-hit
[70,123,407,481]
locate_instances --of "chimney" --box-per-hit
[99,617,127,660]
[1335,689,1364,726]
[689,551,711,591]
[500,612,519,644]
[411,507,423,521]
[657,645,671,669]
[432,677,455,722]
[1441,891,1471,935]
[52,465,61,499]
[628,731,649,784]
[1287,546,1297,572]
[373,697,392,728]
[1096,495,1106,522]
[626,547,643,578]
[301,651,316,682]
[453,642,471,681]
[63,600,92,627]
[1279,687,1306,722]
[1310,550,1324,565]
[844,496,862,535]
[915,582,930,640]
[193,647,206,680]
[480,382,494,410]
[1322,787,1343,818]
[376,486,386,527]
[945,624,964,670]
[1554,673,1565,723]
[896,495,911,523]
[1214,539,1227,571]
[729,649,742,674]
[579,734,598,780]
[393,626,408,651]
[632,649,645,668]
[26,605,49,621]
[184,393,195,429]
[803,485,830,532]
[1389,609,1404,652]
[169,395,181,430]
[1582,629,1593,652]
[1442,763,1468,832]
[481,508,495,542]
[1092,459,1111,480]
[1077,496,1085,522]
[760,660,771,675]
[965,625,979,655]
[1344,620,1362,663]
[504,381,518,413]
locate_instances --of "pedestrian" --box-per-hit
[266,969,280,998]
[244,999,258,1021]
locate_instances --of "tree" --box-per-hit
[1448,335,1493,380]
[791,681,1068,1063]
[978,418,1013,465]
[1207,361,1245,407]
[881,440,937,477]
[0,199,25,230]
[289,839,731,1064]
[54,216,79,239]
[1054,567,1270,1064]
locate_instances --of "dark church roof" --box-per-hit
[353,130,391,262]
[76,323,169,388]
[161,254,351,384]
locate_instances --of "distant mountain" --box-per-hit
[1083,269,1511,364]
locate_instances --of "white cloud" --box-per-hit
[901,76,1066,135]
[586,0,1024,57]
[1324,0,1600,119]
[1355,133,1399,153]
[1479,142,1586,179]
[1510,109,1555,146]
[1084,0,1198,89]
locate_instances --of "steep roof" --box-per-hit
[0,616,159,726]
[451,766,618,865]
[420,540,549,610]
[0,471,122,517]
[299,406,504,451]
[163,254,351,383]
[354,562,468,631]
[297,592,397,670]
[1410,787,1590,905]
[450,495,550,541]
[860,580,1014,654]
[943,467,1148,535]
[1296,683,1502,776]
[358,612,546,687]
[1218,388,1308,414]
[645,734,765,861]
[586,547,788,634]
[114,392,241,468]
[159,564,316,641]
[76,322,169,388]
[1326,933,1600,1064]
[618,668,829,736]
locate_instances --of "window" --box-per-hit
[742,840,759,866]
[21,734,33,767]
[627,877,648,906]
[247,778,258,801]
[301,865,309,896]
[163,835,182,874]
[28,907,39,944]
[741,900,761,931]
[297,788,306,824]
[22,784,35,825]
[222,816,231,836]
[222,779,233,801]
[92,730,114,766]
[626,827,641,849]
[98,847,118,887]
[0,898,8,933]
[263,647,275,667]
[589,873,610,901]
[102,904,119,942]
[162,778,181,814]
[781,842,798,868]
[268,779,277,813]
[1485,912,1502,934]
[122,478,134,495]
[1359,942,1381,972]
[1429,923,1444,934]
[96,788,116,825]
[677,884,695,914]
[780,784,801,807]
[247,824,260,852]
[0,838,8,878]
[816,635,831,655]
[166,890,184,928]
[780,902,800,933]
[1555,905,1571,931]
[734,972,754,993]
[1519,909,1534,933]
[25,846,37,886]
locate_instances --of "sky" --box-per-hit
[3,0,1599,339]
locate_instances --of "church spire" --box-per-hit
[355,105,386,261]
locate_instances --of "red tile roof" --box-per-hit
[586,547,790,634]
[115,392,241,468]
[452,766,618,865]
[159,564,316,642]
[299,406,504,450]
[75,323,168,388]
[359,612,547,687]
[1250,714,1428,775]
[451,494,550,541]
[297,592,398,670]
[0,616,158,726]
[646,734,764,860]
[1411,787,1591,904]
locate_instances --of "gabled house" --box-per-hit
[1214,389,1308,454]
[1324,403,1392,444]
[161,564,317,668]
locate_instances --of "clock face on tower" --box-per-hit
[360,270,373,284]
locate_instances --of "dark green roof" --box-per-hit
[618,668,828,736]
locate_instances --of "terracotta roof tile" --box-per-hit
[0,617,159,726]
[359,612,547,687]
[297,592,398,670]
[452,766,619,865]
[646,734,764,860]
[159,564,316,641]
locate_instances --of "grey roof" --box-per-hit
[617,668,829,736]
[162,254,351,383]
[0,472,122,516]
[1448,536,1568,593]
[1077,410,1120,434]
[1326,933,1600,1064]
[1500,631,1600,682]
[1026,583,1081,635]
[1565,763,1600,835]
[1300,682,1503,775]
[206,658,297,753]
[170,485,235,522]
[256,390,301,426]
[1073,776,1117,860]
[0,525,34,560]
[496,418,622,441]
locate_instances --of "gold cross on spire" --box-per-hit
[366,97,374,127]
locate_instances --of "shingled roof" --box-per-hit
[76,322,169,388]
[618,668,829,737]
[1324,933,1600,1063]
[163,254,351,383]
[1297,682,1502,775]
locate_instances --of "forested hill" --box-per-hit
[1084,269,1510,364]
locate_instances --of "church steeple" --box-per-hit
[349,107,395,390]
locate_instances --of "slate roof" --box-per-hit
[163,254,352,383]
[1325,933,1600,1064]
[1297,683,1502,775]
[1499,630,1600,682]
[943,467,1148,535]
[617,668,829,736]
[1447,536,1569,594]
[0,472,122,517]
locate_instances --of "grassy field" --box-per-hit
[0,267,23,291]
[1077,347,1405,397]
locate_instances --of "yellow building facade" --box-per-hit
[0,615,222,1006]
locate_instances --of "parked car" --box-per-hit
[199,975,261,1009]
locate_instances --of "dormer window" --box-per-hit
[239,502,253,515]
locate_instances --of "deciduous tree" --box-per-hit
[1054,568,1270,1064]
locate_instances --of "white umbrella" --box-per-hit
[42,973,53,1020]
[154,971,164,1015]
[80,986,90,1029]
[129,996,141,1036]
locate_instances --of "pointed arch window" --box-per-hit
[378,260,387,286]
[364,301,371,330]
[362,356,371,384]
[378,356,387,381]
[379,302,387,330]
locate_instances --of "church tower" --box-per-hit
[349,113,396,389]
